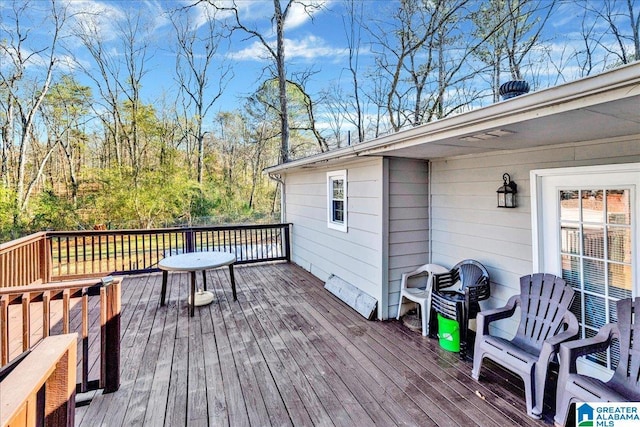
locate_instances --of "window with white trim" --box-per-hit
[327,170,347,232]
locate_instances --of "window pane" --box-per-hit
[560,190,579,221]
[609,263,632,300]
[332,201,344,223]
[582,226,604,259]
[607,189,630,225]
[570,297,583,326]
[608,226,631,263]
[583,259,605,294]
[581,189,604,223]
[332,179,344,200]
[561,254,581,289]
[560,224,580,254]
[608,301,618,324]
[584,294,606,329]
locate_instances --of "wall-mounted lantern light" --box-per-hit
[497,173,517,208]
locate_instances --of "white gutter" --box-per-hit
[264,61,640,174]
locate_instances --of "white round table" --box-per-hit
[158,251,236,316]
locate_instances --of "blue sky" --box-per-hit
[2,0,637,138]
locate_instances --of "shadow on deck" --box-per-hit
[75,262,551,426]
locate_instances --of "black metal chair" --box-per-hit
[429,259,490,358]
[472,273,578,419]
[554,297,640,426]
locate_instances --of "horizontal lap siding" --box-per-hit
[430,135,640,337]
[387,158,429,319]
[284,158,385,317]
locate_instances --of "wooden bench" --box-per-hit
[1,334,78,427]
[1,277,121,394]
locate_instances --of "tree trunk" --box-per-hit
[274,0,290,163]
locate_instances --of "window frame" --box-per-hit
[327,170,347,232]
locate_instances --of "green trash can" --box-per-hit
[437,313,460,352]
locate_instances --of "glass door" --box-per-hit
[535,164,639,373]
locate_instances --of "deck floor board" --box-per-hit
[74,262,552,426]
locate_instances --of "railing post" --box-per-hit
[284,224,291,262]
[41,233,52,283]
[0,296,7,365]
[100,276,120,393]
[185,227,195,253]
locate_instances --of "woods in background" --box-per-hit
[1,0,638,241]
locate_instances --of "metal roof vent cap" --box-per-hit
[499,80,530,100]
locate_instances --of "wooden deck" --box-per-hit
[75,262,552,426]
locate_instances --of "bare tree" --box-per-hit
[199,0,323,163]
[41,75,92,205]
[72,11,124,167]
[369,0,501,130]
[171,5,232,183]
[578,0,639,67]
[72,5,153,173]
[0,0,69,217]
[341,0,366,143]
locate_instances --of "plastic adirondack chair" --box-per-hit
[396,264,449,336]
[554,297,640,427]
[429,259,490,357]
[471,273,579,419]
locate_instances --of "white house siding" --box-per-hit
[282,157,386,319]
[429,134,640,337]
[386,158,430,319]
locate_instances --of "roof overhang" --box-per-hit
[265,62,640,174]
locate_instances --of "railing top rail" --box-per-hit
[0,231,46,253]
[0,277,121,296]
[45,223,292,237]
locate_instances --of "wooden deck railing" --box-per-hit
[47,223,291,280]
[0,224,291,286]
[0,232,50,288]
[0,277,121,394]
[1,334,77,427]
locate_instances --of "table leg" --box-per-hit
[229,264,237,301]
[202,270,207,291]
[161,271,168,306]
[190,271,196,317]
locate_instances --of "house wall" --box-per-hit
[282,157,387,318]
[429,134,640,337]
[386,158,430,319]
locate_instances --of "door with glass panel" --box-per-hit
[537,166,638,372]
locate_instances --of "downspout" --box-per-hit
[269,173,286,223]
[428,160,433,263]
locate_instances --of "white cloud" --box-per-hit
[227,34,346,62]
[285,1,329,30]
[63,0,127,41]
